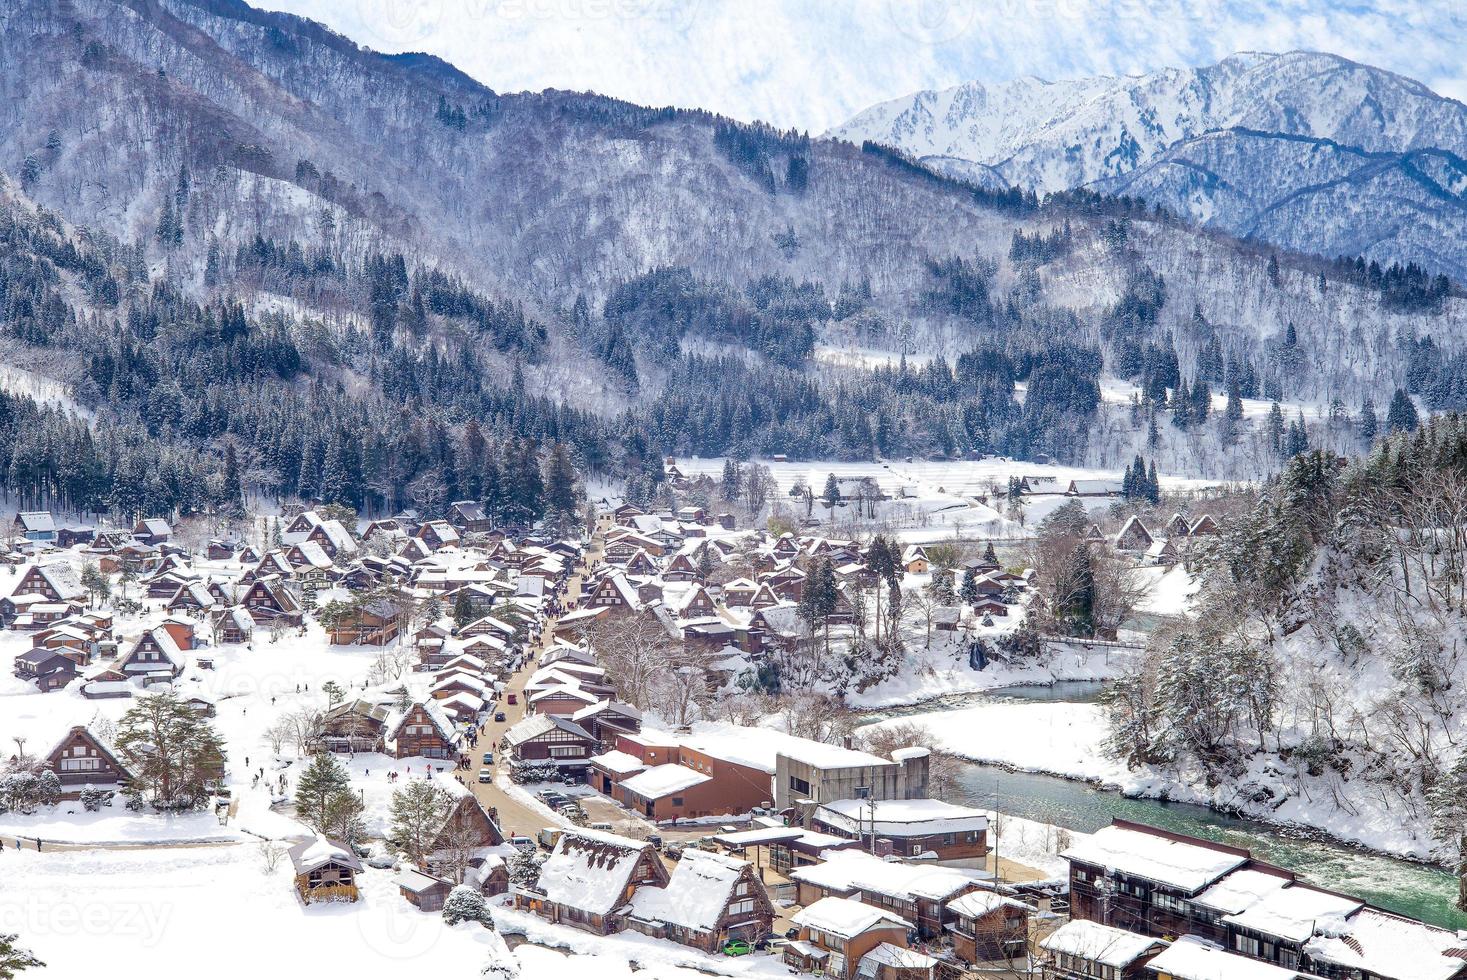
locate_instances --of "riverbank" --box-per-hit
[846,645,1130,710]
[861,697,1443,863]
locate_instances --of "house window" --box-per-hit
[548,745,585,758]
[60,757,101,771]
[728,899,755,916]
[853,786,870,799]
[943,833,954,846]
[789,776,810,795]
[671,797,684,806]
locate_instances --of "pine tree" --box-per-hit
[387,780,452,866]
[1266,402,1285,452]
[720,459,740,501]
[1386,388,1419,433]
[960,569,979,604]
[1358,397,1378,443]
[452,590,473,627]
[442,885,495,927]
[0,932,44,977]
[823,473,840,508]
[221,442,245,518]
[543,442,578,523]
[295,754,361,841]
[115,691,227,809]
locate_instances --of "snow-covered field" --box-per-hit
[1,846,514,977]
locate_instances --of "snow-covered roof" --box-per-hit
[503,714,592,747]
[790,850,984,901]
[628,850,749,931]
[618,764,711,800]
[1221,884,1362,943]
[816,797,986,837]
[776,738,894,771]
[1039,919,1161,968]
[1146,935,1309,980]
[1191,868,1293,915]
[1303,907,1467,980]
[587,750,648,776]
[1062,825,1247,893]
[535,830,656,916]
[287,836,363,875]
[857,943,937,971]
[944,890,1034,919]
[793,896,909,939]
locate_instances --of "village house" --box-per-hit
[502,714,597,769]
[327,597,404,646]
[514,829,669,935]
[811,797,989,865]
[788,850,989,939]
[416,520,461,551]
[625,850,775,952]
[114,627,186,682]
[241,576,305,626]
[945,890,1034,965]
[13,511,57,543]
[289,837,363,904]
[397,870,453,912]
[13,648,80,691]
[43,725,134,796]
[1038,919,1166,979]
[318,699,391,752]
[306,520,359,562]
[784,896,935,980]
[448,500,492,535]
[212,606,255,645]
[385,700,461,759]
[776,741,929,810]
[132,518,173,546]
[1114,516,1155,552]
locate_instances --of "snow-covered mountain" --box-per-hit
[831,52,1467,277]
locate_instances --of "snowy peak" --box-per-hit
[830,51,1467,193]
[831,51,1467,276]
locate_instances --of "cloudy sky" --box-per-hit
[256,0,1467,131]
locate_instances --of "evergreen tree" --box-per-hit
[387,780,452,866]
[720,459,740,501]
[221,442,245,518]
[959,568,979,604]
[1358,397,1378,443]
[822,472,840,508]
[0,932,44,978]
[543,442,578,523]
[295,753,363,843]
[442,885,495,927]
[115,691,227,809]
[1266,402,1285,452]
[452,590,474,627]
[1386,388,1420,433]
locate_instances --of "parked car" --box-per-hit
[506,693,518,705]
[783,927,800,940]
[477,768,493,784]
[508,835,535,850]
[481,752,494,765]
[665,845,684,861]
[645,834,663,850]
[588,821,613,831]
[494,711,506,722]
[721,940,752,957]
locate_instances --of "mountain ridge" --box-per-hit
[831,50,1467,277]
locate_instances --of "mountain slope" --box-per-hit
[831,51,1467,276]
[2,0,1467,494]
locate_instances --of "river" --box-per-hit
[865,682,1467,931]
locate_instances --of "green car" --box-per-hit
[722,940,752,957]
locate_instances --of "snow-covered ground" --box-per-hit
[1,846,514,977]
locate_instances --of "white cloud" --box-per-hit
[254,0,1467,129]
